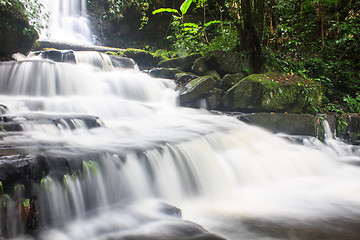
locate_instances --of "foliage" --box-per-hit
[343,94,360,113]
[90,0,150,30]
[1,0,47,34]
[152,0,239,54]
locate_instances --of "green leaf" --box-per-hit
[180,0,193,15]
[183,23,199,28]
[204,20,221,27]
[152,8,179,15]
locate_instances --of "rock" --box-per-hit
[204,50,250,77]
[238,113,318,136]
[220,73,247,91]
[0,155,50,190]
[206,88,224,110]
[33,50,76,63]
[0,105,8,115]
[205,70,221,82]
[223,73,322,113]
[338,114,360,144]
[0,3,38,60]
[158,202,182,218]
[191,57,209,75]
[121,48,158,70]
[179,76,216,106]
[109,56,137,69]
[158,54,202,72]
[149,68,184,79]
[33,41,125,53]
[174,73,198,90]
[0,113,103,132]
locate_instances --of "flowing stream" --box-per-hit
[1,1,360,240]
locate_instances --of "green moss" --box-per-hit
[224,72,322,113]
[105,51,125,57]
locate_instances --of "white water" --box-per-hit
[40,0,93,44]
[1,55,360,240]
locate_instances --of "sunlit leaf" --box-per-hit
[180,0,193,15]
[152,8,179,15]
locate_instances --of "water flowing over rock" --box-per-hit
[0,50,360,240]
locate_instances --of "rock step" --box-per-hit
[0,113,103,132]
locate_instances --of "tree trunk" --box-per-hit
[239,0,265,73]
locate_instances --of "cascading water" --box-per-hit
[40,0,93,44]
[1,51,360,240]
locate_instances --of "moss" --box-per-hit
[105,51,125,57]
[224,72,322,113]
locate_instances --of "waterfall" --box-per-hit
[40,0,93,44]
[1,56,360,239]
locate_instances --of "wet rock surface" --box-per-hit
[0,113,103,132]
[241,216,360,240]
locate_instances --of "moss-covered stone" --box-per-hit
[223,72,322,113]
[239,113,318,136]
[207,88,224,110]
[337,114,360,144]
[191,57,209,75]
[179,76,216,105]
[220,73,247,91]
[121,48,158,70]
[205,70,221,82]
[0,3,38,60]
[148,67,184,79]
[158,54,202,72]
[204,50,250,77]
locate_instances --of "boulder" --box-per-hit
[179,76,216,105]
[158,54,202,72]
[121,48,158,70]
[204,50,250,77]
[223,73,322,113]
[33,50,76,63]
[220,73,247,91]
[175,73,199,90]
[206,88,224,110]
[109,55,137,69]
[205,70,221,82]
[338,114,360,144]
[149,68,184,79]
[0,3,38,60]
[191,57,209,75]
[238,113,318,136]
[0,155,49,191]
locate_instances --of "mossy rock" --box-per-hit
[220,73,247,91]
[148,67,184,79]
[158,54,202,72]
[205,70,221,82]
[0,3,38,59]
[239,113,318,136]
[121,48,158,70]
[223,72,322,113]
[204,50,250,77]
[191,57,209,75]
[179,75,216,105]
[337,114,360,144]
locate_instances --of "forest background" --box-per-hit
[1,0,360,114]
